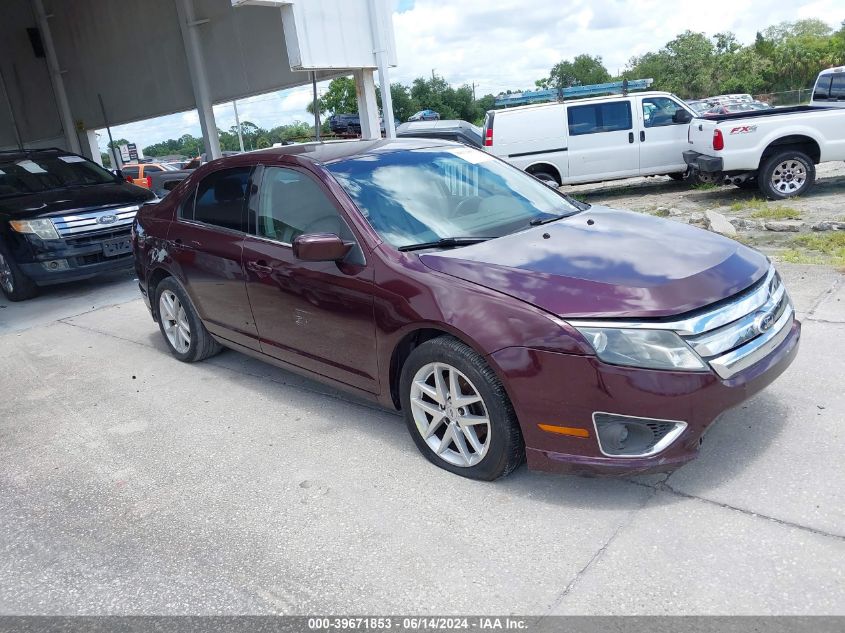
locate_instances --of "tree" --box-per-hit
[376,82,419,123]
[307,77,358,117]
[538,54,611,91]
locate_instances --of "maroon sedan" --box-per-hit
[132,139,799,480]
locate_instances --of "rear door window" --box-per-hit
[814,76,832,100]
[567,101,632,135]
[830,75,845,100]
[122,165,139,178]
[189,167,252,233]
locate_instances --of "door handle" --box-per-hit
[640,131,646,142]
[628,132,634,144]
[247,260,273,274]
[172,238,188,250]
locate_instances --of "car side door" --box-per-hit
[637,96,692,175]
[166,166,260,350]
[565,99,639,183]
[241,164,378,393]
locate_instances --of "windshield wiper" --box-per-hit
[529,210,580,226]
[398,237,491,252]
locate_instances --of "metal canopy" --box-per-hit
[0,0,396,156]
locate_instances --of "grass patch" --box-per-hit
[778,249,832,265]
[788,232,845,266]
[750,207,802,220]
[692,183,718,191]
[728,197,801,219]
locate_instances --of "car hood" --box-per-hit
[0,182,154,220]
[419,206,769,319]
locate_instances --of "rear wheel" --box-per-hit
[758,150,815,199]
[0,242,38,302]
[529,168,560,187]
[400,336,524,480]
[155,277,222,362]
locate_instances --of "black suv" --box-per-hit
[0,148,155,301]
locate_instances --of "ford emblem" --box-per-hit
[756,311,775,333]
[97,214,118,225]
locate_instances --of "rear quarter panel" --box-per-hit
[493,106,569,176]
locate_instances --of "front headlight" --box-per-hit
[574,327,706,371]
[9,218,60,240]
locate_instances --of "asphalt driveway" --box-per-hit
[0,264,843,614]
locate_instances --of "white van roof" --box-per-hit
[818,66,845,76]
[489,90,677,115]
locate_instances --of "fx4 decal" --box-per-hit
[729,125,758,134]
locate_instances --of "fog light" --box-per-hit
[42,259,69,271]
[594,412,686,457]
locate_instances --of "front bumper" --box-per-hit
[491,319,800,477]
[683,150,723,174]
[16,228,134,286]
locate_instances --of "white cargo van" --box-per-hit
[481,91,695,186]
[810,66,845,108]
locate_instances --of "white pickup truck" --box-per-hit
[683,105,845,199]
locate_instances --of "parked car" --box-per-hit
[133,139,799,480]
[121,162,179,188]
[686,99,714,114]
[408,109,440,122]
[329,113,361,134]
[810,66,845,108]
[482,91,695,185]
[703,101,772,117]
[684,102,845,198]
[396,120,482,147]
[147,169,193,198]
[0,148,155,301]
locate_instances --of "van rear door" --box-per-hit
[565,99,638,183]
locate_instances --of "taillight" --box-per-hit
[483,128,493,147]
[483,112,494,147]
[125,175,133,183]
[146,176,152,188]
[713,129,724,151]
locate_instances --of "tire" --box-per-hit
[399,336,524,480]
[0,241,39,302]
[154,276,222,362]
[530,169,560,187]
[758,150,815,200]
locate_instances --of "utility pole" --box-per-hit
[312,71,321,142]
[232,100,245,153]
[472,82,476,101]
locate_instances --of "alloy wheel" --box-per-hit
[409,362,491,468]
[770,159,807,195]
[159,290,191,353]
[0,252,14,294]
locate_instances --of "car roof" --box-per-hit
[396,120,479,133]
[0,147,75,160]
[235,137,460,165]
[818,66,845,76]
[490,91,677,114]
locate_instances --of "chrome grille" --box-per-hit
[51,205,139,238]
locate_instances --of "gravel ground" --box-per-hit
[567,161,845,265]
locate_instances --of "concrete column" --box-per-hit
[82,129,102,165]
[354,69,380,140]
[368,0,395,138]
[175,0,222,160]
[32,0,81,153]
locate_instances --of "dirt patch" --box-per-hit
[566,161,845,266]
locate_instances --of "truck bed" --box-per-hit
[696,105,835,123]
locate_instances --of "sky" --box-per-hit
[102,0,844,154]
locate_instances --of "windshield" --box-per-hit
[0,154,117,196]
[327,146,581,248]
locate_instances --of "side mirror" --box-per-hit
[673,109,693,124]
[292,233,354,262]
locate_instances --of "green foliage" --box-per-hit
[307,77,357,116]
[624,19,843,98]
[537,54,611,90]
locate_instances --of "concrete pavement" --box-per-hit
[0,264,843,614]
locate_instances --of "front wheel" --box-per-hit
[400,336,524,480]
[0,243,38,302]
[758,151,815,199]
